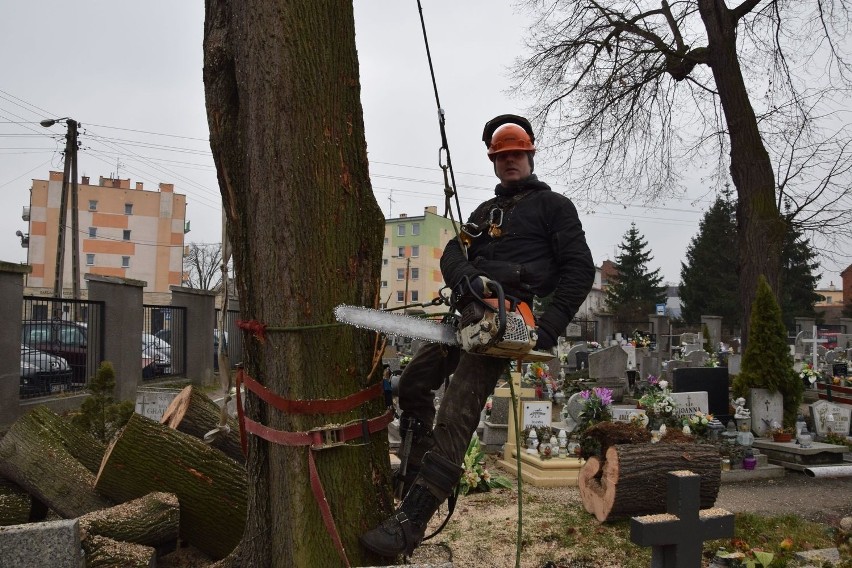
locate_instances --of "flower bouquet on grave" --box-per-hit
[799,363,821,387]
[637,376,678,429]
[682,410,714,438]
[524,362,556,399]
[577,387,613,430]
[630,330,651,349]
[458,435,512,496]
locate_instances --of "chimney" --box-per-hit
[81,176,90,185]
[400,213,408,218]
[424,206,437,215]
[136,182,144,190]
[159,182,174,193]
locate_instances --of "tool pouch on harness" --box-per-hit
[394,415,434,499]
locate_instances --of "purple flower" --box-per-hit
[579,390,592,400]
[647,375,659,385]
[593,387,613,407]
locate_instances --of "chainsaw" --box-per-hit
[334,281,555,362]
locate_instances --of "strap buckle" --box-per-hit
[310,424,347,450]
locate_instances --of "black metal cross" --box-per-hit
[630,470,735,568]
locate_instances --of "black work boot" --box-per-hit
[393,415,433,499]
[361,451,462,557]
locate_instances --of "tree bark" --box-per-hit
[27,405,107,475]
[697,0,784,345]
[0,409,112,518]
[79,492,180,549]
[94,413,246,560]
[0,477,30,526]
[578,443,721,522]
[161,385,243,462]
[203,1,389,566]
[82,534,156,568]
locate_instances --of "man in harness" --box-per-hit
[360,114,595,558]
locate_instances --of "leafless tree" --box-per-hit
[513,0,852,341]
[182,242,224,290]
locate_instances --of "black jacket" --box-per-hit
[440,175,595,340]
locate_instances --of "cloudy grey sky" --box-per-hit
[0,1,844,288]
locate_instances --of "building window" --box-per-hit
[88,227,97,238]
[88,200,98,211]
[123,229,131,241]
[86,254,95,266]
[121,256,130,268]
[411,245,419,257]
[380,302,388,310]
[382,258,388,266]
[411,268,419,280]
[125,203,133,215]
[397,291,404,302]
[397,268,405,280]
[397,225,406,236]
[397,246,405,258]
[381,280,388,288]
[412,223,420,236]
[384,237,389,244]
[411,290,419,302]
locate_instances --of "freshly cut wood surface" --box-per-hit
[83,534,156,568]
[161,385,243,462]
[79,491,179,548]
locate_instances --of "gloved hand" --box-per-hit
[468,275,494,298]
[534,326,557,351]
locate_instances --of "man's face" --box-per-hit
[494,150,532,185]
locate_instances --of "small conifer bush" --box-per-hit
[72,361,135,442]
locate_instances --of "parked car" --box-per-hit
[21,320,89,383]
[20,344,72,396]
[143,333,171,358]
[214,329,229,370]
[142,334,171,377]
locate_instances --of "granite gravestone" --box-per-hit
[749,388,784,437]
[726,353,741,376]
[588,345,627,379]
[672,367,731,424]
[622,344,637,370]
[810,399,851,437]
[565,343,588,371]
[670,392,710,420]
[639,353,662,382]
[684,350,709,366]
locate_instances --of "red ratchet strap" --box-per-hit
[235,367,391,567]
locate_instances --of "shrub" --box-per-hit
[72,361,135,442]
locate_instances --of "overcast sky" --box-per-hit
[0,1,846,289]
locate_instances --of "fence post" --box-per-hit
[0,261,31,427]
[170,286,216,387]
[86,274,146,403]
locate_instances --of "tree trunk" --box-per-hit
[79,492,180,549]
[578,443,721,522]
[94,413,246,560]
[82,534,156,568]
[203,1,389,566]
[161,385,243,462]
[28,405,107,475]
[698,0,784,346]
[0,410,112,518]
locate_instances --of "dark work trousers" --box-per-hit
[398,342,510,469]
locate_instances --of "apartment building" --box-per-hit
[381,206,459,314]
[22,171,187,295]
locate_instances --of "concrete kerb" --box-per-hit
[0,518,84,568]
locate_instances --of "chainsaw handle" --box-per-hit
[460,275,508,342]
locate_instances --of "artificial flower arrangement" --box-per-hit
[637,375,678,427]
[703,353,720,368]
[578,387,613,428]
[458,435,512,495]
[799,363,821,385]
[682,410,714,437]
[399,355,413,368]
[586,341,601,350]
[630,330,651,349]
[525,362,559,398]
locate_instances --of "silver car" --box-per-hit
[20,344,73,396]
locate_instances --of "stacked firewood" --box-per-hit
[0,386,245,565]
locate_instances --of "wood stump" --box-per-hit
[79,492,180,549]
[82,535,156,568]
[28,405,106,474]
[578,443,721,522]
[95,413,246,560]
[160,385,243,462]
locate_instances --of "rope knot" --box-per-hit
[237,319,267,342]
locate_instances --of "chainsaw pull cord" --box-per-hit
[416,0,467,258]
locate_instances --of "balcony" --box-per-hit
[22,206,30,221]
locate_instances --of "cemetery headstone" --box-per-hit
[565,343,588,371]
[639,353,662,383]
[684,350,709,366]
[810,400,852,437]
[134,387,182,422]
[749,388,784,437]
[670,392,710,420]
[523,401,553,429]
[726,353,742,376]
[630,470,734,568]
[832,361,848,378]
[576,350,590,371]
[622,344,637,370]
[672,367,731,423]
[588,345,628,379]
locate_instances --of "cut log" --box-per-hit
[160,385,243,462]
[95,413,246,560]
[79,491,179,549]
[578,442,721,522]
[0,409,113,518]
[83,534,156,568]
[0,476,30,526]
[28,405,106,474]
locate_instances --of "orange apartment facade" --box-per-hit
[23,171,187,295]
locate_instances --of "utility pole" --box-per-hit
[41,118,80,306]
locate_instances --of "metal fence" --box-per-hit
[20,296,104,399]
[143,305,187,380]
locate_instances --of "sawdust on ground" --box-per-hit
[159,457,852,567]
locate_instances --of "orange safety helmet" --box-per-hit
[486,123,536,161]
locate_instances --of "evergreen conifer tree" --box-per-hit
[779,224,821,329]
[605,223,666,323]
[72,361,134,443]
[732,276,803,426]
[679,192,739,330]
